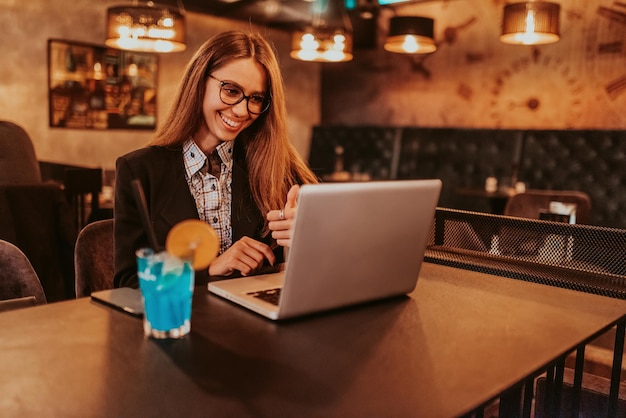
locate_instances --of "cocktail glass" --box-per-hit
[136,248,194,339]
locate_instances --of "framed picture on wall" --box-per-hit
[48,39,158,130]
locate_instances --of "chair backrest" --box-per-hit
[0,121,42,185]
[0,240,47,308]
[504,190,592,224]
[75,219,114,298]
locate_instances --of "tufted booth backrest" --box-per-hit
[308,126,402,180]
[520,130,626,228]
[309,126,626,229]
[398,128,522,213]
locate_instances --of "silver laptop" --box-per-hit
[208,179,442,320]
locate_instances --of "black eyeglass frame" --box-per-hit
[208,74,271,115]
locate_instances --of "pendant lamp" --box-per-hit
[384,16,437,54]
[105,1,187,53]
[290,0,353,63]
[500,1,560,45]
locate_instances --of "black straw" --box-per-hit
[131,179,160,252]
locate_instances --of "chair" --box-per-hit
[0,184,77,302]
[504,189,592,224]
[0,121,42,185]
[0,239,47,311]
[75,219,114,298]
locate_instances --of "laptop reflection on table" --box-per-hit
[208,179,442,320]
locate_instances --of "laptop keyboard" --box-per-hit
[248,288,282,306]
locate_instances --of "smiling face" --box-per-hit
[194,57,268,153]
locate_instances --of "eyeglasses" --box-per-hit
[208,75,271,115]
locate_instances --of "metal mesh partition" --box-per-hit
[425,208,626,299]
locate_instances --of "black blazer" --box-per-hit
[114,141,279,288]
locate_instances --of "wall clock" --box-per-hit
[487,49,586,128]
[585,1,626,125]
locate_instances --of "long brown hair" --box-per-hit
[152,30,318,231]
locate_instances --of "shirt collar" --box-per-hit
[183,139,206,178]
[215,140,234,171]
[183,138,234,178]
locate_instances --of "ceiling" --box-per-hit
[179,0,435,45]
[182,0,318,30]
[174,0,445,31]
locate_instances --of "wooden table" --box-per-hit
[1,262,625,417]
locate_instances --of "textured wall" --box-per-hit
[0,0,320,170]
[322,0,626,129]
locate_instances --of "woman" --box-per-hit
[114,30,318,288]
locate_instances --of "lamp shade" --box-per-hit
[384,16,437,54]
[105,3,186,53]
[500,1,560,45]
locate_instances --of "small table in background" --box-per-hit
[63,167,103,230]
[456,187,516,214]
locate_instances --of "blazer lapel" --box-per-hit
[152,150,198,235]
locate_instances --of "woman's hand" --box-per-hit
[267,185,299,247]
[208,236,275,277]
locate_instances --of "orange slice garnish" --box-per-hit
[165,219,219,270]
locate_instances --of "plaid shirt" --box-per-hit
[183,139,234,255]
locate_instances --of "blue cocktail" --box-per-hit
[136,248,194,338]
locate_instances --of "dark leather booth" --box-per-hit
[308,127,626,229]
